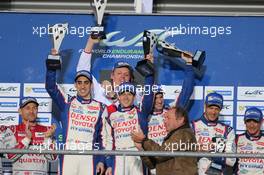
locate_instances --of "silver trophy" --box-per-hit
[91,0,107,39]
[136,30,157,77]
[46,23,68,70]
[156,40,206,79]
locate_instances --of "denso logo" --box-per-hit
[0,87,17,92]
[245,90,264,95]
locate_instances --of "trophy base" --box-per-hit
[193,50,206,70]
[46,55,61,70]
[135,60,154,77]
[91,26,106,39]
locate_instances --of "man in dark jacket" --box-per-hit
[131,106,198,175]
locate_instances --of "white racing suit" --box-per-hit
[191,115,236,175]
[236,132,264,175]
[103,106,149,175]
[102,75,154,175]
[46,69,108,175]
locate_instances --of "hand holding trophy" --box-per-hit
[91,0,107,40]
[156,39,206,79]
[46,23,68,70]
[135,30,158,77]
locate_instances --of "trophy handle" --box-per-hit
[49,23,68,52]
[46,23,68,70]
[143,30,158,55]
[94,0,108,26]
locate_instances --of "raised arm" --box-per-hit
[140,53,155,115]
[45,50,67,117]
[176,53,195,109]
[77,36,112,106]
[76,36,97,72]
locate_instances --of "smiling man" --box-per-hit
[103,80,154,175]
[236,107,264,175]
[191,92,236,175]
[6,97,57,175]
[46,50,107,175]
[131,106,197,175]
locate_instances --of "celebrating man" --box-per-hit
[46,49,107,175]
[6,97,57,175]
[236,107,264,175]
[103,76,154,175]
[191,92,236,175]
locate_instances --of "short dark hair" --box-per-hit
[171,106,189,124]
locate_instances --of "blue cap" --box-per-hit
[244,107,263,122]
[20,97,39,108]
[75,70,93,82]
[113,61,133,71]
[117,82,136,95]
[205,92,223,109]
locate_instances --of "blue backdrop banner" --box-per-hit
[1,12,264,133]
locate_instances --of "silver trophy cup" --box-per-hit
[91,0,107,39]
[46,23,68,70]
